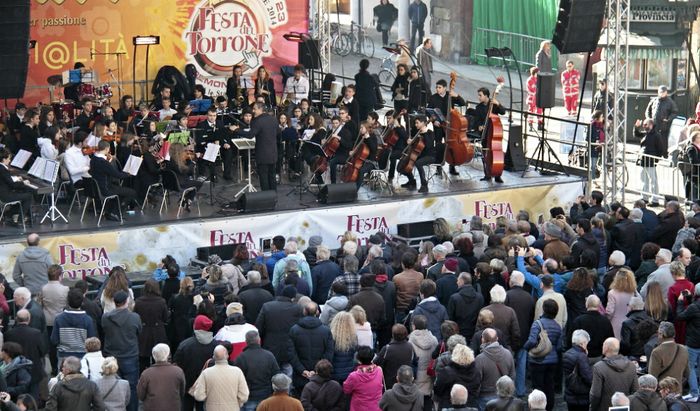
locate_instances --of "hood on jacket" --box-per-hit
[458,285,478,300]
[480,342,510,363]
[194,329,214,345]
[104,307,134,327]
[409,329,438,351]
[417,297,443,314]
[391,382,421,404]
[578,232,597,246]
[3,356,33,375]
[60,373,90,394]
[603,354,633,372]
[21,246,50,260]
[353,364,381,382]
[297,316,322,329]
[326,295,348,310]
[633,390,664,406]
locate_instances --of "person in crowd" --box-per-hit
[374,324,414,389]
[480,285,519,350]
[562,329,593,411]
[40,265,68,372]
[51,289,96,363]
[412,279,448,341]
[393,252,423,323]
[435,258,459,307]
[409,315,439,410]
[629,374,667,411]
[4,310,45,399]
[534,274,567,330]
[606,268,638,338]
[331,255,362,297]
[12,288,45,335]
[255,285,303,378]
[675,283,700,400]
[133,279,168,373]
[12,234,52,296]
[372,260,397,347]
[44,356,104,411]
[79,337,105,382]
[321,283,350,326]
[648,321,689,384]
[168,277,196,352]
[523,299,562,411]
[343,345,383,411]
[234,330,279,411]
[160,264,182,304]
[272,241,313,292]
[348,274,386,332]
[567,295,614,361]
[96,356,131,411]
[256,373,303,411]
[668,260,694,343]
[300,359,345,411]
[288,302,334,392]
[620,296,655,357]
[641,248,673,297]
[485,375,527,411]
[651,201,685,251]
[349,305,373,350]
[214,308,257,361]
[1,342,32,401]
[101,267,134,313]
[101,290,141,411]
[447,272,484,340]
[191,345,249,411]
[658,377,690,411]
[528,389,548,411]
[238,271,273,325]
[504,271,535,397]
[378,364,422,410]
[589,338,639,411]
[473,328,514,409]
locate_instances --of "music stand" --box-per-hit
[233,138,257,198]
[33,159,67,224]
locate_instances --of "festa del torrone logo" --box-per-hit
[184,0,288,77]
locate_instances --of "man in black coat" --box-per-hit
[234,330,280,409]
[611,207,646,269]
[372,260,397,347]
[237,271,273,324]
[354,61,377,123]
[645,85,678,154]
[196,107,236,181]
[245,102,278,191]
[570,218,600,264]
[287,301,334,391]
[635,118,665,205]
[256,285,304,373]
[5,309,47,399]
[427,79,466,175]
[310,246,342,304]
[17,110,41,163]
[570,190,605,221]
[447,272,484,340]
[88,140,137,220]
[504,271,535,397]
[651,200,685,250]
[348,274,386,330]
[567,295,614,359]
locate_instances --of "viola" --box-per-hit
[444,72,474,165]
[397,129,425,174]
[376,109,407,162]
[341,136,371,183]
[312,133,341,174]
[481,77,506,178]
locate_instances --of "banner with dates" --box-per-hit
[0,182,583,280]
[22,0,308,105]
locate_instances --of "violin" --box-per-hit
[102,133,121,144]
[397,129,425,174]
[481,77,506,178]
[341,131,371,183]
[312,130,341,174]
[376,109,407,162]
[444,72,474,165]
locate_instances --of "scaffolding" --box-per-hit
[603,0,630,203]
[310,0,331,75]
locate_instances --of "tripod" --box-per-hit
[522,109,568,176]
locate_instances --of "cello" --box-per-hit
[341,126,370,183]
[444,72,474,165]
[375,108,406,162]
[481,77,506,178]
[396,128,424,174]
[312,128,341,174]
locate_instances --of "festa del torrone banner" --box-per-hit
[23,0,308,105]
[0,182,583,280]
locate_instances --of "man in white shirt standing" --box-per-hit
[283,64,309,106]
[63,132,91,189]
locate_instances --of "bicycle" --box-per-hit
[342,21,375,58]
[331,22,351,56]
[377,55,396,90]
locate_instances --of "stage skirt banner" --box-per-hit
[0,182,582,280]
[24,0,308,105]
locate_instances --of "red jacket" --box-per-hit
[527,75,538,106]
[561,69,581,96]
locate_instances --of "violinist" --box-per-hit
[349,121,379,189]
[335,85,360,129]
[165,142,202,211]
[254,66,276,108]
[129,103,157,137]
[400,115,434,193]
[428,79,465,176]
[75,99,95,133]
[63,131,91,188]
[391,64,409,112]
[300,113,326,184]
[158,97,177,121]
[133,138,162,202]
[382,110,408,182]
[102,119,121,155]
[328,107,356,184]
[152,86,172,111]
[226,64,246,108]
[467,87,506,183]
[100,105,115,123]
[37,126,60,161]
[116,134,138,167]
[39,107,57,136]
[406,66,427,114]
[115,95,135,123]
[89,140,138,220]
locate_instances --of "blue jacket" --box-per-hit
[523,316,562,365]
[516,255,544,298]
[412,297,449,341]
[151,268,186,282]
[331,347,356,383]
[562,345,593,405]
[256,251,286,276]
[311,260,342,304]
[51,310,97,356]
[408,1,428,24]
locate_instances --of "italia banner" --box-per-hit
[0,182,583,279]
[25,0,309,104]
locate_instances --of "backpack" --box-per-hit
[528,320,552,358]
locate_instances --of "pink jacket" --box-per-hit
[342,364,384,411]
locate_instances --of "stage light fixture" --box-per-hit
[132,36,160,46]
[283,32,307,43]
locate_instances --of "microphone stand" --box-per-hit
[90,49,126,102]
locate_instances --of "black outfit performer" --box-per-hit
[18,122,41,162]
[0,149,33,222]
[391,70,409,113]
[406,73,427,114]
[75,104,95,133]
[353,131,379,189]
[196,110,234,181]
[382,114,408,182]
[254,77,276,109]
[354,61,378,123]
[164,158,202,203]
[400,116,434,193]
[301,126,327,185]
[427,83,465,173]
[467,89,506,183]
[329,121,356,184]
[336,91,361,129]
[89,142,137,219]
[247,103,279,191]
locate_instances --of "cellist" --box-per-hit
[348,121,378,189]
[382,110,408,182]
[467,87,506,183]
[328,107,356,184]
[399,115,434,193]
[427,79,465,176]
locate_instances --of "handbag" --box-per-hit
[528,320,552,358]
[565,363,589,395]
[187,358,211,398]
[426,341,445,377]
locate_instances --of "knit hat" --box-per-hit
[282,285,297,299]
[113,291,129,306]
[444,258,459,273]
[193,315,213,331]
[543,222,562,239]
[308,235,323,248]
[226,302,244,317]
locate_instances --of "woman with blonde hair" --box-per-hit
[418,241,434,272]
[101,266,134,313]
[329,312,358,383]
[606,268,638,338]
[168,277,195,350]
[349,305,373,348]
[95,357,130,411]
[431,217,453,244]
[433,344,481,409]
[645,281,669,322]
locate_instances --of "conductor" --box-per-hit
[237,102,279,191]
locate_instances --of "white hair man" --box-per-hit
[12,232,53,296]
[427,244,448,281]
[504,270,535,397]
[590,338,639,411]
[137,343,186,410]
[272,241,313,293]
[641,248,673,297]
[450,384,469,407]
[629,374,665,410]
[567,294,614,360]
[45,356,104,410]
[192,345,249,409]
[611,392,630,406]
[12,287,45,333]
[256,373,304,410]
[479,285,520,350]
[528,389,547,411]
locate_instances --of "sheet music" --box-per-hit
[85,134,100,147]
[27,157,59,182]
[302,129,315,141]
[203,143,220,162]
[123,155,143,176]
[11,150,32,169]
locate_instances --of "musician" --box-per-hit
[75,99,95,133]
[427,79,466,175]
[254,66,276,108]
[18,110,41,166]
[283,64,310,106]
[133,138,162,201]
[299,99,312,117]
[63,131,91,188]
[89,140,138,219]
[166,142,202,210]
[336,84,360,129]
[7,102,27,137]
[152,86,172,111]
[0,148,33,224]
[400,115,434,193]
[391,64,410,112]
[63,62,87,103]
[328,107,356,184]
[37,126,60,161]
[39,107,57,136]
[100,105,115,123]
[406,66,427,113]
[236,102,279,191]
[191,85,214,114]
[115,95,135,123]
[196,107,233,181]
[300,113,327,185]
[226,64,246,108]
[129,103,158,137]
[382,110,408,182]
[277,112,295,175]
[158,97,177,121]
[349,121,379,189]
[468,87,506,183]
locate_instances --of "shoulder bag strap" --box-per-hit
[657,345,680,377]
[102,379,120,400]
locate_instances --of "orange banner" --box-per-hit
[23,0,308,105]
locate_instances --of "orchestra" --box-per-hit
[0,57,520,227]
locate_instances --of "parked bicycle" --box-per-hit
[332,21,375,58]
[377,55,395,90]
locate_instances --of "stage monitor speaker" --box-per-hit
[237,190,277,212]
[196,244,239,262]
[536,74,556,109]
[299,39,321,70]
[504,125,527,172]
[396,221,435,239]
[319,183,357,204]
[0,0,30,99]
[552,0,606,54]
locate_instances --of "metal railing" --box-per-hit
[471,28,557,70]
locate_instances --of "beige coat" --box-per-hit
[192,360,249,411]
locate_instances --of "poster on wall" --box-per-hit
[24,0,308,105]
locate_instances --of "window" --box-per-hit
[677,59,687,90]
[628,59,643,90]
[646,58,673,90]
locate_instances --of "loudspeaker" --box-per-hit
[552,0,606,54]
[237,190,277,212]
[0,0,30,99]
[196,244,239,261]
[504,125,527,172]
[396,221,435,239]
[319,183,357,204]
[536,74,556,109]
[299,39,321,70]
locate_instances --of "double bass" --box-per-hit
[444,72,474,165]
[396,128,424,174]
[341,129,370,183]
[375,109,407,163]
[481,77,506,178]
